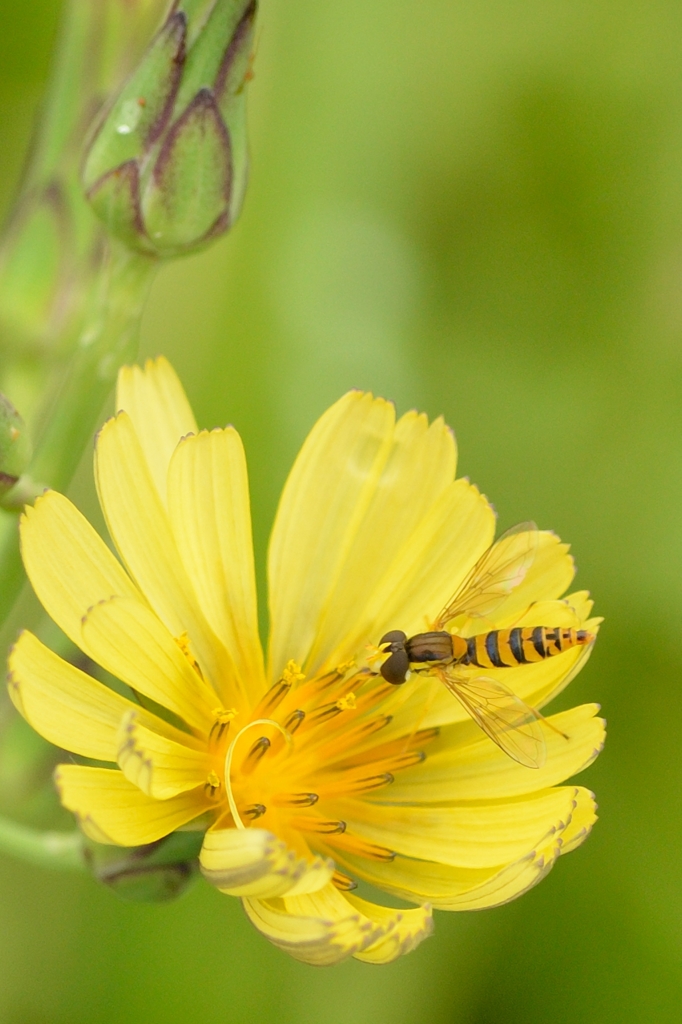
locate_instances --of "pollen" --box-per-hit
[208,706,239,747]
[335,693,357,711]
[281,660,305,686]
[174,631,202,675]
[212,707,237,724]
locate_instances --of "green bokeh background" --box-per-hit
[0,0,680,1021]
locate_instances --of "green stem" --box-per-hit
[31,245,156,485]
[0,243,157,626]
[0,815,85,871]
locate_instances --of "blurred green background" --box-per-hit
[0,0,680,1021]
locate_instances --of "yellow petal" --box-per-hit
[382,704,604,803]
[8,631,131,761]
[558,786,598,854]
[441,849,553,910]
[94,412,242,706]
[167,429,265,704]
[345,893,433,964]
[242,882,386,966]
[8,631,201,762]
[300,409,459,671]
[268,392,395,678]
[55,764,211,845]
[81,595,216,733]
[329,787,580,869]
[117,710,210,799]
[480,530,576,629]
[20,490,140,655]
[268,391,494,678]
[116,356,197,504]
[316,477,495,677]
[562,589,595,622]
[448,790,597,909]
[325,788,584,910]
[200,827,334,897]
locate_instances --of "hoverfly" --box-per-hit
[377,523,595,769]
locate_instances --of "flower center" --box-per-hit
[207,659,438,885]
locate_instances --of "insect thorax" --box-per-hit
[405,631,454,665]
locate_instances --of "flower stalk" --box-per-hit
[0,813,204,902]
[0,0,169,626]
[0,0,259,630]
[0,815,85,872]
[0,246,156,627]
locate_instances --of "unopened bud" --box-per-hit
[82,0,257,257]
[0,396,31,498]
[86,830,204,902]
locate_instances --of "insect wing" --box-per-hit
[440,668,546,768]
[434,521,539,629]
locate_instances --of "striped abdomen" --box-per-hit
[460,626,593,670]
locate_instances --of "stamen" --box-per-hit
[243,803,267,820]
[335,693,356,711]
[252,679,292,717]
[359,714,393,735]
[329,728,437,772]
[281,665,366,716]
[301,660,356,693]
[346,772,394,793]
[316,751,427,800]
[209,707,238,746]
[387,751,426,770]
[282,660,306,686]
[332,870,358,891]
[309,702,344,724]
[224,718,293,830]
[307,714,393,759]
[284,709,305,733]
[333,659,357,678]
[365,643,386,666]
[272,792,319,808]
[204,770,222,798]
[301,678,392,735]
[290,816,347,835]
[241,736,270,774]
[308,690,360,725]
[316,770,397,798]
[323,832,396,862]
[174,631,203,677]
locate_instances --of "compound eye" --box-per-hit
[379,629,407,647]
[380,649,409,685]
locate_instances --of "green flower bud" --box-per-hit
[0,0,171,356]
[0,395,31,498]
[86,830,204,902]
[82,0,257,257]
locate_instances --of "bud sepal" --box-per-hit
[85,829,204,902]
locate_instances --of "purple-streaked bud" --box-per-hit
[82,0,257,257]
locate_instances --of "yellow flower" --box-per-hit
[8,357,604,966]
